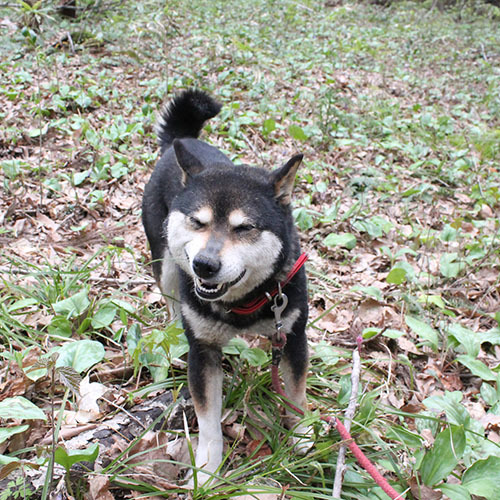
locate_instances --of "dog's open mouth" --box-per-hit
[194,270,246,301]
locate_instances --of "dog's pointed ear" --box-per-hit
[271,154,303,205]
[173,139,205,185]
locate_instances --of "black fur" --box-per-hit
[156,89,222,153]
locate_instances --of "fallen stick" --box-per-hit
[332,340,361,498]
[271,333,403,499]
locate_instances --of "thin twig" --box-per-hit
[65,31,75,54]
[332,343,361,498]
[0,267,154,286]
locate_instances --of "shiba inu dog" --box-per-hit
[142,89,309,485]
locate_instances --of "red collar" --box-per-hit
[230,253,308,315]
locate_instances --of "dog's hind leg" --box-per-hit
[186,337,224,486]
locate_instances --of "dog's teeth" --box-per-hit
[196,279,224,294]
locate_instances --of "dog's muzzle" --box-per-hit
[194,270,246,301]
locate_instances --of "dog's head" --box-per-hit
[167,139,303,303]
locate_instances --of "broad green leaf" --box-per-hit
[0,425,29,445]
[23,364,47,382]
[141,352,170,383]
[351,285,383,302]
[262,118,276,135]
[126,323,142,356]
[288,124,308,141]
[353,219,384,238]
[91,304,116,329]
[353,216,393,238]
[111,299,135,314]
[337,374,352,406]
[169,335,189,360]
[324,232,357,250]
[56,340,105,373]
[462,479,497,499]
[480,382,498,405]
[85,128,100,148]
[439,224,458,242]
[0,397,46,421]
[386,267,407,285]
[480,327,500,345]
[47,317,73,338]
[417,294,446,309]
[223,337,249,355]
[419,425,466,486]
[0,455,20,466]
[54,443,99,473]
[362,327,381,339]
[423,392,470,426]
[405,315,439,350]
[463,457,500,500]
[382,329,405,339]
[447,324,480,357]
[73,170,89,186]
[457,355,496,381]
[53,290,90,318]
[313,342,339,366]
[7,298,38,313]
[438,484,471,500]
[293,207,315,231]
[440,252,465,278]
[240,347,268,367]
[386,426,424,448]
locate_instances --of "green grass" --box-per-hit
[1,0,500,498]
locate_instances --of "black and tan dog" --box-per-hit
[142,89,309,484]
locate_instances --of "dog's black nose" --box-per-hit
[192,254,221,279]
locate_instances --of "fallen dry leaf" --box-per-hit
[233,494,280,500]
[408,476,442,500]
[128,431,190,480]
[315,308,354,333]
[86,475,114,500]
[76,376,110,423]
[245,439,273,459]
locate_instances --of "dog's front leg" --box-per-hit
[186,337,223,485]
[280,314,313,453]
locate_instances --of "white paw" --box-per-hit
[291,433,315,455]
[185,433,223,488]
[289,421,315,455]
[186,469,215,488]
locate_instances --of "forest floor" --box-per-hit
[0,0,500,499]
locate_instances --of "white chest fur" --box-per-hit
[181,304,301,345]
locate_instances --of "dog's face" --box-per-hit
[166,139,302,303]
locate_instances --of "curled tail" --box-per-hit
[155,89,222,153]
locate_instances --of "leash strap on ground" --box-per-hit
[270,335,403,500]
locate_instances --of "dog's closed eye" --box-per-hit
[234,223,255,234]
[189,216,207,230]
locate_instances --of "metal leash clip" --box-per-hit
[271,283,288,365]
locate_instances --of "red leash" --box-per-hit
[270,334,403,500]
[231,252,402,497]
[230,253,308,315]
